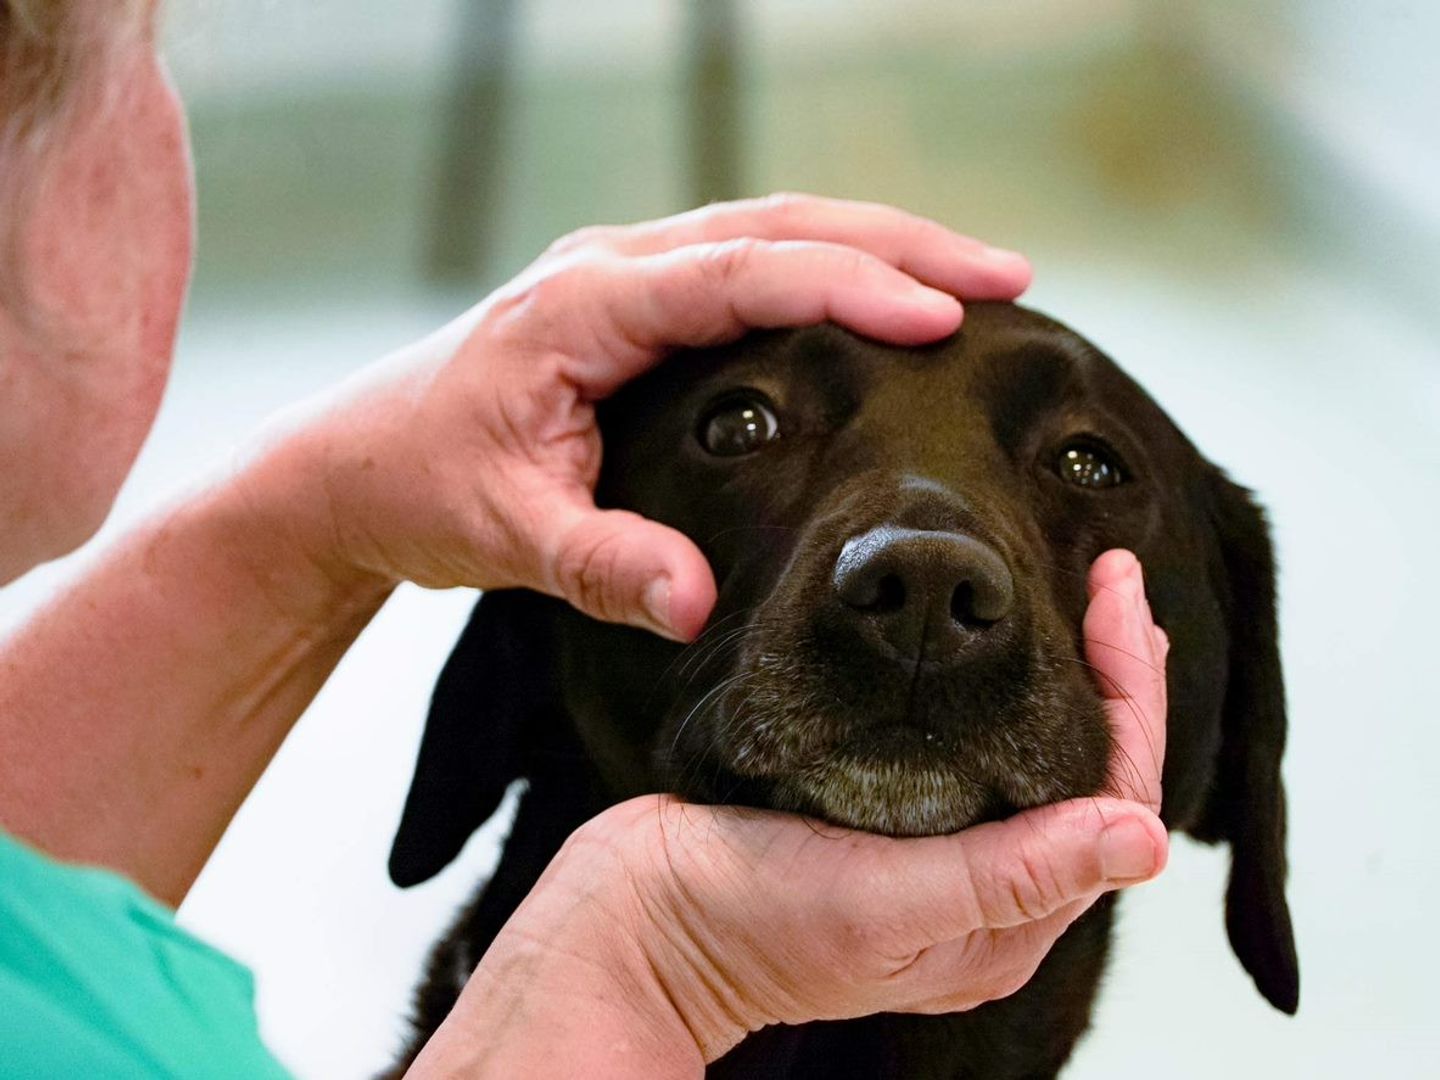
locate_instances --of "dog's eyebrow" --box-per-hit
[980,343,1082,450]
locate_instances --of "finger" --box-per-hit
[564,240,968,397]
[542,498,718,641]
[551,194,1032,301]
[1083,550,1167,812]
[851,797,1167,952]
[895,896,1094,1013]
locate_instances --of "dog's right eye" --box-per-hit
[698,393,781,456]
[1055,440,1126,488]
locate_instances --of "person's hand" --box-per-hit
[253,195,1030,639]
[407,550,1168,1078]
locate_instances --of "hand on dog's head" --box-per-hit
[391,301,1298,1016]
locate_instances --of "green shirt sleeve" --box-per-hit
[0,830,293,1079]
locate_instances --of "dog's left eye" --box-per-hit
[1056,442,1126,488]
[699,393,781,456]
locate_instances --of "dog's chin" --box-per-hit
[766,733,1006,837]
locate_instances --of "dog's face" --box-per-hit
[391,303,1298,1014]
[578,304,1208,837]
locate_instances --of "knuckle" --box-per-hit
[544,224,614,258]
[894,205,939,236]
[511,256,610,323]
[754,191,813,223]
[536,253,602,295]
[702,235,766,283]
[831,243,882,280]
[556,527,628,623]
[1006,849,1064,922]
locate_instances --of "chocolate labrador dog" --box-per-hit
[384,302,1297,1078]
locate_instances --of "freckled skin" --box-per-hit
[0,46,194,582]
[387,303,1295,1078]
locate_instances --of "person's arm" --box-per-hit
[0,195,1032,906]
[0,477,393,906]
[407,551,1168,1078]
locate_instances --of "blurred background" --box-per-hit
[4,0,1437,1075]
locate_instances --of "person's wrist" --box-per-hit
[535,813,730,1068]
[619,853,762,1059]
[413,812,717,1078]
[216,429,398,621]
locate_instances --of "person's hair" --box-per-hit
[0,1,151,318]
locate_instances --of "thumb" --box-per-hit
[871,798,1168,951]
[547,504,717,640]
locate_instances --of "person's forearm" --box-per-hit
[0,445,392,906]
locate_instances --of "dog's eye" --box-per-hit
[699,393,781,456]
[1056,442,1125,488]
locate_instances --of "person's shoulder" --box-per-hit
[0,830,294,1079]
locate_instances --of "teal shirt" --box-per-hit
[0,831,292,1078]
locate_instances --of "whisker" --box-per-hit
[1024,555,1155,614]
[702,523,801,547]
[657,606,755,684]
[1080,636,1165,676]
[668,669,757,763]
[1063,655,1162,786]
[677,622,755,680]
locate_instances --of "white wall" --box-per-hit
[1179,0,1440,320]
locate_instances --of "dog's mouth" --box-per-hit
[667,635,1109,838]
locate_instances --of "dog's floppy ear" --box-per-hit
[1190,471,1299,1014]
[388,590,558,888]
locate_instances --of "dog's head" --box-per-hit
[390,302,1297,1014]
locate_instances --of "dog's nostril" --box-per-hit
[951,581,979,626]
[951,575,1011,626]
[833,525,1015,660]
[837,567,906,612]
[870,574,906,613]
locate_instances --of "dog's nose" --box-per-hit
[833,526,1014,661]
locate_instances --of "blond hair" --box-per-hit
[0,1,151,317]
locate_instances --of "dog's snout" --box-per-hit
[832,526,1014,662]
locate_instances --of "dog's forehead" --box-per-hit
[597,303,1156,466]
[682,303,1118,400]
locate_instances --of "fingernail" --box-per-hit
[642,576,679,640]
[1120,557,1144,601]
[1100,818,1161,883]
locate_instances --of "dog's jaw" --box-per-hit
[772,754,995,837]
